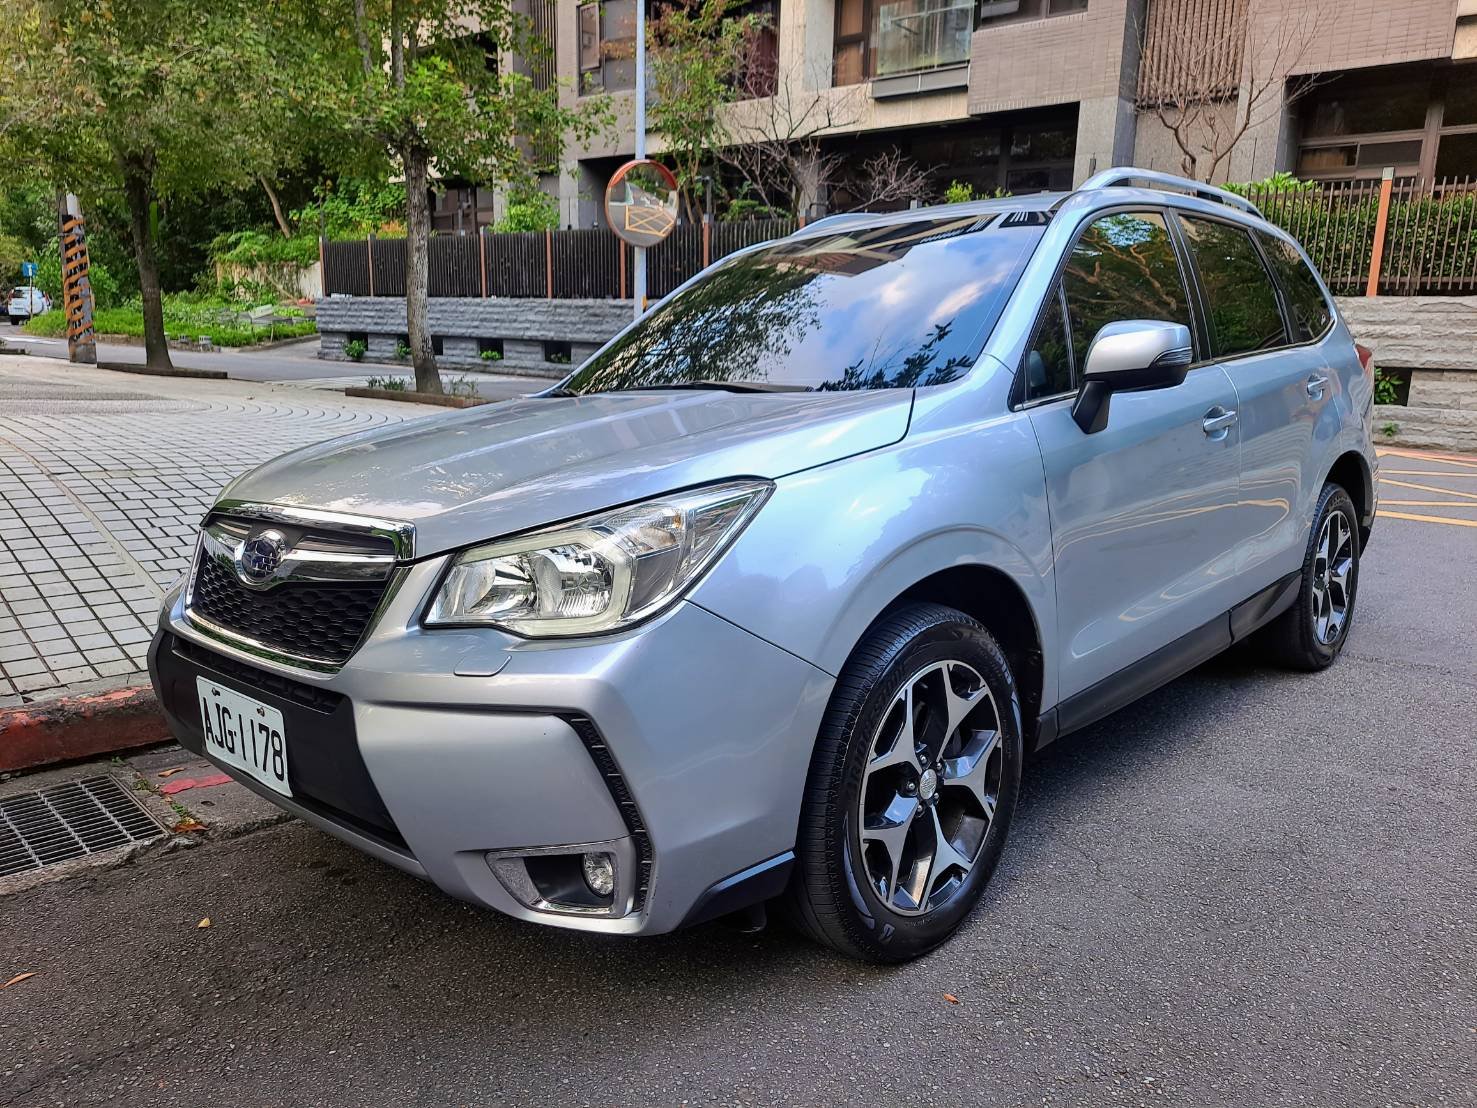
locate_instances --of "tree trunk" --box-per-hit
[260,176,292,237]
[401,146,441,394]
[121,159,173,370]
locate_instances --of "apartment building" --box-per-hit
[431,0,1477,231]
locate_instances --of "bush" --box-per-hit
[22,292,315,347]
[720,198,788,222]
[344,339,367,361]
[493,189,559,233]
[33,253,123,309]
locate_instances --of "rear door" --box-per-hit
[1175,215,1332,591]
[1025,210,1243,702]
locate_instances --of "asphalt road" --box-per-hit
[2,462,1475,1106]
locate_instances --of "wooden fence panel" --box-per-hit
[322,240,370,297]
[551,229,623,298]
[428,235,482,297]
[485,232,548,298]
[371,237,407,299]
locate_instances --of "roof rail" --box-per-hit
[1079,167,1264,219]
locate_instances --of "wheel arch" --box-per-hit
[851,564,1047,750]
[1324,449,1374,548]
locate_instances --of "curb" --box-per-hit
[0,684,169,773]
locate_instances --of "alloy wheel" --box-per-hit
[855,660,1002,917]
[1312,509,1355,646]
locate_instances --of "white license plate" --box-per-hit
[196,677,291,797]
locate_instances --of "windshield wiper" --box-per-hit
[626,380,814,394]
[540,387,580,397]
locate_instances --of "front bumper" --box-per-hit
[149,570,833,935]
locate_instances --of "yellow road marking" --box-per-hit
[1376,448,1477,469]
[1378,509,1477,528]
[1380,469,1477,478]
[1379,477,1477,501]
[1379,499,1477,507]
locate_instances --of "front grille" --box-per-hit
[0,777,164,877]
[189,551,390,666]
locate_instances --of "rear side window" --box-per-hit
[1179,216,1288,358]
[1260,234,1334,343]
[1061,212,1193,372]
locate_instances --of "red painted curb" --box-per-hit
[0,685,169,772]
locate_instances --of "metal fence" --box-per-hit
[322,219,797,300]
[1243,175,1477,297]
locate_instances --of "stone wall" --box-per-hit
[317,296,634,378]
[1337,296,1477,453]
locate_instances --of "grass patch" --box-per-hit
[23,294,315,348]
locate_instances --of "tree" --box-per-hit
[647,0,768,222]
[840,148,934,211]
[1135,0,1331,183]
[334,0,608,393]
[0,1,305,369]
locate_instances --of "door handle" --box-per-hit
[1306,373,1330,397]
[1202,407,1238,436]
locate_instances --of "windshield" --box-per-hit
[564,213,1046,394]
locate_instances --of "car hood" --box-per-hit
[221,388,913,557]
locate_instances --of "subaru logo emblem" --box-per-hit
[237,529,289,586]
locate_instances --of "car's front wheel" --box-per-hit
[787,603,1023,963]
[1258,482,1360,670]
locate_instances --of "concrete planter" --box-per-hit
[343,386,489,408]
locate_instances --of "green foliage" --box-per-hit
[720,198,788,222]
[1374,368,1402,406]
[209,230,318,268]
[395,340,413,359]
[1381,421,1400,438]
[943,181,976,205]
[292,179,407,239]
[493,189,559,232]
[366,375,409,390]
[344,339,368,361]
[1223,172,1318,197]
[22,293,313,346]
[480,348,503,361]
[444,374,479,398]
[33,254,123,309]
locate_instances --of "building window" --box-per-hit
[579,0,638,94]
[834,0,973,84]
[1296,66,1477,181]
[978,0,1087,27]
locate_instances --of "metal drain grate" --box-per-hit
[0,776,164,877]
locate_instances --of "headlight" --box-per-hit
[425,480,772,636]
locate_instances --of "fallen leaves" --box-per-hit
[170,818,207,834]
[943,994,960,1005]
[2,972,38,989]
[196,917,212,929]
[157,768,184,778]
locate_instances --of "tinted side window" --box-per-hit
[1180,216,1288,357]
[1260,234,1333,343]
[1023,285,1073,401]
[1061,212,1193,370]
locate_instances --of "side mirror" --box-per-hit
[1071,320,1193,434]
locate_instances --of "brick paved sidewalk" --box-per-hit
[0,355,433,706]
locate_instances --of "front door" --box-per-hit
[1024,210,1244,702]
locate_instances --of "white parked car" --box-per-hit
[7,286,52,324]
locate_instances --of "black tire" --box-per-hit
[786,603,1024,963]
[7,316,19,326]
[1257,483,1360,671]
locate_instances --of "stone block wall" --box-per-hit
[317,296,633,378]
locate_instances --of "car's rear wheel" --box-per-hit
[786,603,1023,963]
[1258,483,1360,671]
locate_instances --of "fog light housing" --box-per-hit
[486,840,635,920]
[582,852,615,897]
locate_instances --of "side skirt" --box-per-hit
[1032,571,1301,752]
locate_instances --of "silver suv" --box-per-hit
[148,169,1378,963]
